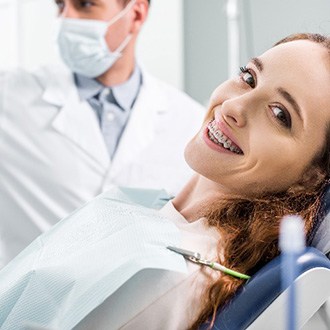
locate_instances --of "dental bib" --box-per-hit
[0,187,186,330]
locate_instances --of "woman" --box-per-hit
[1,33,330,330]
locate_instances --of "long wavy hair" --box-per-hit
[191,33,330,329]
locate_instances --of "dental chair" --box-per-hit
[202,186,330,330]
[122,185,330,329]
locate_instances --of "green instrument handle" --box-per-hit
[210,262,251,280]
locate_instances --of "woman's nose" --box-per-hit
[221,97,248,128]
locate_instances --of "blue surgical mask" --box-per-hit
[57,0,135,78]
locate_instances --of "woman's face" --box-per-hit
[185,40,330,196]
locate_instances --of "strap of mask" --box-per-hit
[107,0,137,27]
[114,33,133,54]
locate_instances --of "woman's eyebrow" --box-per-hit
[277,87,303,121]
[251,57,263,72]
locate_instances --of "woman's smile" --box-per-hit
[204,120,243,155]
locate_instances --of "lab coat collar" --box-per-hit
[36,63,74,107]
[34,64,170,174]
[106,69,170,179]
[34,64,109,169]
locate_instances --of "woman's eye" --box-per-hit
[239,66,256,88]
[272,106,292,129]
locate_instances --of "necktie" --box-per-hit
[97,88,127,159]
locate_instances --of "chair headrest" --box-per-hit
[308,184,330,258]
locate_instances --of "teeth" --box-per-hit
[207,121,243,154]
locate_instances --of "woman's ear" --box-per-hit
[130,0,149,34]
[290,166,326,194]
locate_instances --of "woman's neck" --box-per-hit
[172,174,228,222]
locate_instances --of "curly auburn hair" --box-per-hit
[190,33,330,329]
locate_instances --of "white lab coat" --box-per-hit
[0,64,205,267]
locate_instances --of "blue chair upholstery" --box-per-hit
[201,247,330,329]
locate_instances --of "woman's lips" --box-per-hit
[203,120,244,155]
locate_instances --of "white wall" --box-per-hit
[136,0,183,89]
[0,0,184,89]
[18,0,60,69]
[0,0,19,69]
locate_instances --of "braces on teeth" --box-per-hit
[207,121,242,154]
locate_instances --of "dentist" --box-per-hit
[0,0,204,268]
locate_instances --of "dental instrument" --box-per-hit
[167,246,250,280]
